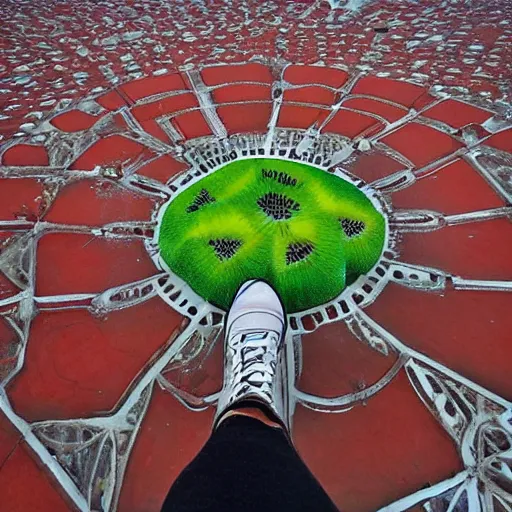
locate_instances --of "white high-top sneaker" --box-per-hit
[214,280,289,432]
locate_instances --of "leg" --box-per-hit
[162,281,338,511]
[162,414,338,512]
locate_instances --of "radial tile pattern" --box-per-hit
[1,4,512,511]
[2,0,512,143]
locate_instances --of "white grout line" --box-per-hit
[378,471,469,512]
[114,311,206,418]
[0,390,89,512]
[294,355,406,411]
[355,309,512,409]
[34,293,96,304]
[185,69,228,139]
[451,278,512,292]
[445,206,511,225]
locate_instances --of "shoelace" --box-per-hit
[229,330,281,393]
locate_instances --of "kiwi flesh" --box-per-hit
[158,158,385,313]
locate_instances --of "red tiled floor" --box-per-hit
[131,93,198,123]
[343,97,407,123]
[138,119,174,144]
[422,99,493,129]
[381,122,463,168]
[36,234,157,296]
[299,321,397,397]
[217,103,272,134]
[398,218,512,280]
[212,84,271,103]
[284,65,348,89]
[277,105,329,129]
[137,155,189,184]
[295,370,462,512]
[118,388,213,512]
[43,179,155,225]
[201,63,272,86]
[50,110,103,132]
[70,135,152,171]
[283,86,337,106]
[324,109,383,139]
[391,158,505,214]
[0,35,511,509]
[172,110,213,139]
[7,298,185,421]
[0,178,44,221]
[0,409,21,469]
[351,76,433,108]
[484,128,512,153]
[0,441,76,512]
[366,284,512,400]
[344,150,406,183]
[1,0,508,149]
[1,144,49,166]
[120,74,189,103]
[96,90,130,111]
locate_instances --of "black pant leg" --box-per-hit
[161,415,338,512]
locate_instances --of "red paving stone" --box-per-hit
[0,441,76,512]
[120,73,189,103]
[172,110,213,139]
[398,218,512,281]
[299,321,397,397]
[137,155,189,184]
[295,371,463,512]
[391,158,505,214]
[351,76,432,108]
[201,63,273,86]
[96,90,130,111]
[324,109,384,139]
[7,299,185,421]
[35,235,158,296]
[70,135,151,171]
[484,128,512,153]
[43,179,155,225]
[131,93,198,123]
[118,388,213,512]
[0,178,44,221]
[366,284,512,401]
[278,104,329,129]
[212,84,271,103]
[0,409,21,469]
[138,118,175,144]
[50,110,103,132]
[1,144,49,166]
[283,85,338,106]
[344,150,406,183]
[381,122,463,168]
[422,99,493,129]
[284,65,349,89]
[217,103,272,134]
[343,97,407,123]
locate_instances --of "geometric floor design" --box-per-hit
[1,1,511,511]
